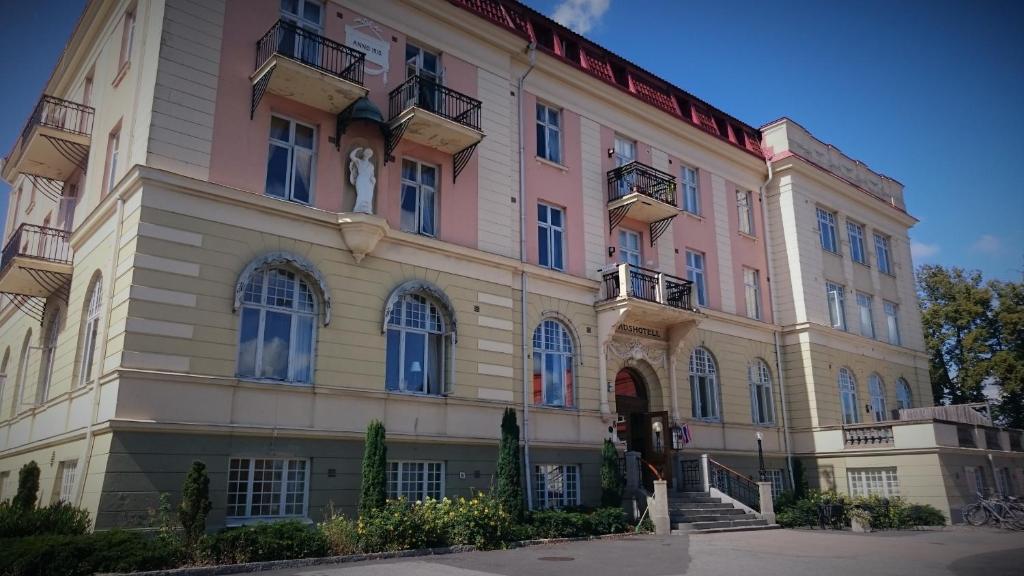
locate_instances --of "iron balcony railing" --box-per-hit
[1,224,72,273]
[607,161,677,205]
[843,424,894,448]
[256,19,366,85]
[7,95,94,164]
[388,74,482,132]
[708,458,760,512]
[601,263,693,311]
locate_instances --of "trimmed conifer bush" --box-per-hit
[359,420,387,517]
[599,439,623,507]
[496,408,524,521]
[179,460,212,552]
[14,461,40,511]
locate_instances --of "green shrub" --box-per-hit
[528,509,593,538]
[359,421,387,517]
[356,498,446,553]
[775,490,848,528]
[600,440,623,507]
[179,461,212,552]
[589,507,630,534]
[0,530,180,576]
[496,408,524,521]
[906,503,946,526]
[202,521,328,565]
[0,500,90,538]
[442,493,514,550]
[14,462,40,511]
[320,513,360,556]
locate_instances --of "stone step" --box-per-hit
[668,503,742,512]
[674,518,769,531]
[672,524,781,535]
[668,496,721,504]
[671,512,757,523]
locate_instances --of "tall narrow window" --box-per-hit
[736,189,754,235]
[534,464,580,509]
[869,374,886,422]
[743,267,761,320]
[537,203,565,271]
[612,135,636,198]
[386,293,447,395]
[226,457,308,520]
[857,292,875,339]
[536,103,561,163]
[118,8,136,69]
[618,230,641,266]
[750,359,774,425]
[884,301,901,345]
[826,282,846,330]
[0,349,8,418]
[104,128,120,196]
[237,266,317,383]
[388,461,444,501]
[681,166,700,215]
[400,159,438,237]
[839,367,859,425]
[55,460,78,504]
[532,319,575,408]
[405,43,442,112]
[79,278,103,387]
[874,233,892,274]
[847,221,867,264]
[12,331,32,418]
[690,347,719,421]
[266,116,315,205]
[686,250,708,307]
[817,207,838,253]
[37,307,63,404]
[896,378,912,411]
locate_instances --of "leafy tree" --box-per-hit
[359,420,387,517]
[495,408,523,521]
[991,279,1024,427]
[600,439,623,507]
[15,461,40,510]
[791,459,808,499]
[179,461,212,552]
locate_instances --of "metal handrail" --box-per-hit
[1,224,72,273]
[388,74,483,131]
[708,458,760,512]
[6,95,95,164]
[607,161,677,205]
[255,19,366,85]
[601,263,693,310]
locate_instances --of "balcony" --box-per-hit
[596,263,697,330]
[1,95,93,184]
[386,75,483,182]
[607,162,678,245]
[0,224,72,298]
[251,20,367,117]
[843,424,894,449]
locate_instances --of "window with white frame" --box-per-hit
[279,0,325,64]
[737,189,755,235]
[896,377,912,411]
[37,306,63,404]
[117,7,135,70]
[817,207,838,253]
[847,221,867,264]
[848,467,899,498]
[869,374,886,422]
[997,467,1013,497]
[534,464,579,509]
[884,301,901,345]
[681,166,700,214]
[55,460,77,503]
[0,471,8,501]
[826,282,846,330]
[227,457,308,520]
[237,267,317,383]
[690,347,719,421]
[78,276,103,387]
[104,128,120,196]
[874,233,893,275]
[743,267,761,320]
[537,203,565,271]
[857,292,875,339]
[536,103,561,163]
[765,469,785,498]
[400,159,438,237]
[386,293,448,395]
[266,116,315,205]
[686,250,708,307]
[750,359,774,425]
[618,229,641,267]
[839,367,859,425]
[387,461,444,501]
[532,319,575,408]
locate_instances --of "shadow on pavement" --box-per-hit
[947,546,1024,576]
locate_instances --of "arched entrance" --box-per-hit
[615,367,671,487]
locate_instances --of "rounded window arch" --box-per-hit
[749,358,774,425]
[236,262,324,383]
[896,378,913,411]
[868,373,886,422]
[532,318,575,408]
[12,329,33,418]
[76,273,104,388]
[0,347,9,414]
[383,281,456,396]
[690,347,719,421]
[838,367,859,425]
[37,299,66,404]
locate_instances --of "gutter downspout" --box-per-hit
[517,42,537,511]
[758,156,795,489]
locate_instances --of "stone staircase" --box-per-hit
[669,491,780,534]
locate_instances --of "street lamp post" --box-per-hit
[756,431,766,481]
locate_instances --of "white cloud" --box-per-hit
[551,0,611,34]
[970,234,1001,255]
[910,241,940,260]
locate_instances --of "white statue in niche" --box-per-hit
[349,147,376,213]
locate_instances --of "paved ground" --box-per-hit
[253,526,1024,576]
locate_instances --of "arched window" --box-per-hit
[237,266,319,383]
[12,330,32,417]
[0,348,9,415]
[37,303,65,404]
[749,359,774,425]
[386,292,450,395]
[690,347,719,421]
[839,367,859,425]
[896,378,913,411]
[532,319,575,408]
[78,275,103,387]
[869,374,886,422]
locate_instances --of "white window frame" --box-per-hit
[857,292,875,339]
[868,374,886,422]
[536,102,562,164]
[281,0,324,31]
[237,266,318,384]
[118,8,136,69]
[37,307,62,404]
[743,267,761,320]
[874,233,893,275]
[848,467,899,498]
[226,457,309,522]
[266,116,316,205]
[400,159,438,237]
[737,189,755,236]
[618,229,641,266]
[690,347,720,421]
[839,367,860,425]
[826,282,846,330]
[896,377,912,411]
[847,221,867,265]
[386,293,449,396]
[883,301,901,346]
[750,359,775,425]
[387,460,445,501]
[105,129,120,195]
[78,277,103,387]
[534,464,580,509]
[817,207,838,253]
[532,319,575,409]
[765,469,784,498]
[56,460,78,504]
[681,165,700,215]
[537,203,565,271]
[686,250,708,307]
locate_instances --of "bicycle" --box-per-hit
[962,492,1024,530]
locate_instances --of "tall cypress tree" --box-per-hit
[14,461,40,510]
[496,408,523,521]
[600,439,623,507]
[359,420,387,517]
[179,460,212,552]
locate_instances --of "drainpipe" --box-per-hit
[757,156,795,489]
[517,42,537,511]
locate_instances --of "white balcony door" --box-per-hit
[614,136,636,197]
[280,0,323,65]
[406,44,442,112]
[618,230,641,266]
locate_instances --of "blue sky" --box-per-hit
[0,0,1021,280]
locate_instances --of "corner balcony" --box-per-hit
[250,20,367,117]
[386,75,483,182]
[1,95,93,184]
[607,162,678,245]
[596,263,697,331]
[0,224,72,298]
